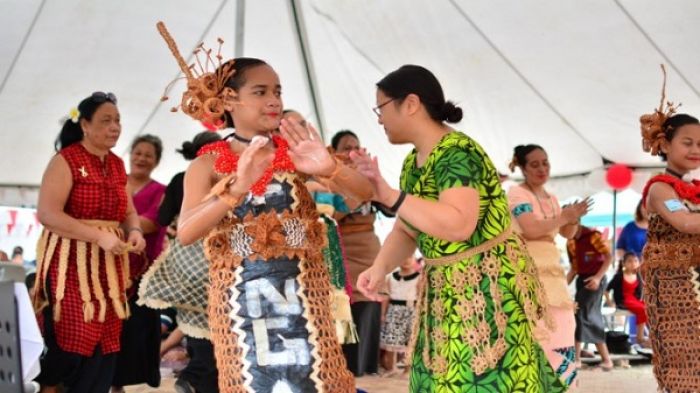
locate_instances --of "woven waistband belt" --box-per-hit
[424,227,513,266]
[79,219,120,229]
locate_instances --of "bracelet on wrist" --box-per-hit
[389,190,407,212]
[218,191,245,209]
[128,227,143,234]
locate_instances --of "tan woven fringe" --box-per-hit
[33,220,129,322]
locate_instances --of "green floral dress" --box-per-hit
[401,132,566,393]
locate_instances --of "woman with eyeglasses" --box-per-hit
[33,92,146,393]
[352,65,566,392]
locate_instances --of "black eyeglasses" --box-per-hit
[91,91,117,105]
[372,98,395,116]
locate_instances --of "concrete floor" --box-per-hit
[126,364,658,392]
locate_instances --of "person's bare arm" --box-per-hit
[37,154,125,253]
[178,138,273,245]
[176,155,239,245]
[647,182,700,233]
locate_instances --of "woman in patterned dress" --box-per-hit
[353,65,566,392]
[169,56,372,393]
[640,110,700,391]
[34,92,146,393]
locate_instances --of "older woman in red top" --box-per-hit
[33,92,145,393]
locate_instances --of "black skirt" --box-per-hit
[342,301,381,376]
[111,296,161,387]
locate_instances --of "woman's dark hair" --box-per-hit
[222,57,269,128]
[510,144,545,172]
[131,134,164,164]
[331,130,359,150]
[55,93,118,151]
[659,113,700,160]
[376,65,462,124]
[177,131,222,160]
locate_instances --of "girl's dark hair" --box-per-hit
[131,134,164,163]
[634,200,645,222]
[55,94,118,151]
[376,65,462,124]
[331,130,359,150]
[659,113,700,160]
[177,131,222,160]
[511,144,545,171]
[222,57,269,128]
[618,251,638,273]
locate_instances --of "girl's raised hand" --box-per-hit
[279,118,335,176]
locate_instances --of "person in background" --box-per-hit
[0,250,9,262]
[615,200,648,261]
[379,255,420,377]
[140,131,222,393]
[12,246,26,265]
[507,144,589,387]
[605,252,648,346]
[330,129,388,377]
[112,134,167,392]
[33,92,145,393]
[567,225,614,370]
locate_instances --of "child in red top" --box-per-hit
[606,252,648,345]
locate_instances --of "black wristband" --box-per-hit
[389,191,407,212]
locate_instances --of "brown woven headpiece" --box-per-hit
[157,21,236,127]
[640,64,681,156]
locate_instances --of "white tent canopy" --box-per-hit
[2,0,699,206]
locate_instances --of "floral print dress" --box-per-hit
[401,132,566,393]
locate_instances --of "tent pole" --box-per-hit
[235,0,245,57]
[289,0,326,140]
[612,190,618,261]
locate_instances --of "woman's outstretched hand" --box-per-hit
[349,149,395,205]
[356,264,387,301]
[279,118,335,176]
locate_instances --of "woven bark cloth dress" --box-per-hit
[401,132,566,393]
[200,139,354,393]
[641,174,700,392]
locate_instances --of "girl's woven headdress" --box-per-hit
[157,21,235,128]
[640,64,681,156]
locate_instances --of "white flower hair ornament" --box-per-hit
[69,107,80,123]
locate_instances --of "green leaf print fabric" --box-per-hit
[400,132,566,393]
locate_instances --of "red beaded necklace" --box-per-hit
[197,135,296,195]
[642,174,700,206]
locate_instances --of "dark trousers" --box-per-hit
[342,301,381,376]
[36,307,117,393]
[179,336,219,393]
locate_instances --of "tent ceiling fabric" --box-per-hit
[1,0,699,195]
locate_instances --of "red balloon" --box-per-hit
[606,164,633,190]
